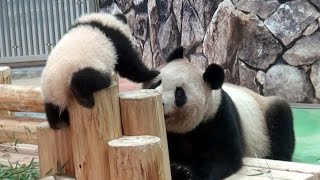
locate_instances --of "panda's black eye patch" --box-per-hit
[149,80,162,89]
[175,87,186,107]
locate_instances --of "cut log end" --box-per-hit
[0,66,12,116]
[108,135,161,147]
[118,89,171,179]
[0,66,10,71]
[118,89,160,99]
[108,135,167,180]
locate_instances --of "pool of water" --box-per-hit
[292,107,320,165]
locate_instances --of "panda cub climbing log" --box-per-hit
[143,47,295,180]
[41,13,159,129]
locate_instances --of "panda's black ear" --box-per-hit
[203,64,224,90]
[166,46,184,63]
[114,13,127,24]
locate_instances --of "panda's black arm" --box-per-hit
[170,139,243,180]
[189,151,243,180]
[110,31,159,83]
[81,20,159,83]
[115,48,160,83]
[169,124,244,180]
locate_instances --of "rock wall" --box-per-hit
[99,0,320,103]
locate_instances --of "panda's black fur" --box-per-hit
[168,90,245,180]
[144,47,295,180]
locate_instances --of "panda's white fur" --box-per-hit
[41,12,158,129]
[143,46,295,180]
[153,60,270,157]
[153,60,221,133]
[41,13,128,112]
[222,84,270,157]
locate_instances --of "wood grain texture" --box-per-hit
[0,84,44,112]
[0,66,11,84]
[37,122,75,177]
[68,81,122,180]
[108,135,165,180]
[118,89,171,180]
[0,116,45,144]
[39,175,76,180]
[0,143,38,155]
[0,66,13,116]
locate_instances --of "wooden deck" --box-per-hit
[1,143,320,180]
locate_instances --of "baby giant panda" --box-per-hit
[143,47,295,180]
[41,13,158,129]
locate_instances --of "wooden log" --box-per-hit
[37,122,75,177]
[40,175,76,180]
[118,89,171,180]
[108,135,166,180]
[68,81,122,180]
[0,84,44,112]
[0,66,13,116]
[0,72,118,113]
[0,66,11,84]
[0,143,38,155]
[0,116,45,144]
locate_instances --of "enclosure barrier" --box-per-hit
[39,79,171,180]
[2,67,320,180]
[0,67,172,180]
[0,67,45,144]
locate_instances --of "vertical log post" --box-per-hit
[0,66,13,116]
[118,89,171,180]
[68,81,122,180]
[37,122,75,177]
[108,135,165,180]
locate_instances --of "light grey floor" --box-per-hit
[12,77,41,86]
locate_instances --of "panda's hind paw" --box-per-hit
[75,95,95,109]
[70,67,111,108]
[44,103,70,129]
[171,163,193,180]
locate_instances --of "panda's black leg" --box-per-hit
[70,67,111,108]
[266,99,295,161]
[170,162,193,180]
[45,103,70,129]
[115,50,159,83]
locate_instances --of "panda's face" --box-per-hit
[149,60,214,133]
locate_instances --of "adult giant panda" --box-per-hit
[143,47,295,180]
[41,13,159,129]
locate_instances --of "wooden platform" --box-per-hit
[1,143,320,180]
[227,158,320,180]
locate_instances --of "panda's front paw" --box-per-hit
[148,70,160,79]
[72,92,95,108]
[77,95,95,108]
[171,162,193,180]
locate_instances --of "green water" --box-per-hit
[292,108,320,165]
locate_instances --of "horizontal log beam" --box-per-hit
[0,84,44,112]
[0,116,45,144]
